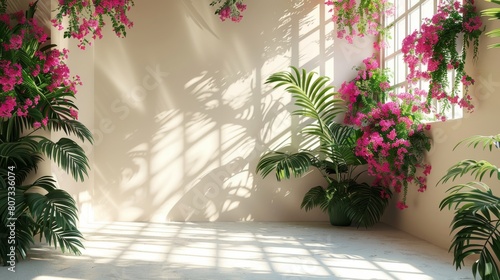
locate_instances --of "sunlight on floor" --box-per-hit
[76,222,470,279]
[33,278,85,280]
[2,222,473,280]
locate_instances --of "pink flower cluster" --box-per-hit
[0,6,80,126]
[52,0,134,49]
[38,49,83,94]
[352,102,432,209]
[402,0,482,119]
[0,61,22,92]
[340,56,432,209]
[326,0,394,45]
[213,0,247,22]
[15,95,40,118]
[0,96,16,118]
[340,57,391,125]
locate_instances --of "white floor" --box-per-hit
[1,222,473,280]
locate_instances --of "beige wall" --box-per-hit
[45,0,500,251]
[85,0,375,223]
[382,1,500,249]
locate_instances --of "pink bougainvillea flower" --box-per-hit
[397,201,409,210]
[70,107,79,119]
[0,96,17,118]
[401,0,481,117]
[339,56,432,210]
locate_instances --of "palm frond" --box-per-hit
[451,211,500,280]
[33,220,84,255]
[48,119,94,144]
[483,1,500,48]
[439,182,500,220]
[12,214,37,260]
[23,176,83,254]
[256,151,314,181]
[265,66,346,141]
[37,137,90,182]
[0,214,36,265]
[438,159,500,184]
[320,124,365,172]
[0,183,29,222]
[486,29,500,38]
[27,189,79,231]
[454,134,500,151]
[0,116,32,142]
[301,186,329,212]
[323,144,364,169]
[329,123,358,146]
[0,138,39,169]
[347,183,391,228]
[439,182,500,279]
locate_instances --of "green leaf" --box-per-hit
[347,183,391,228]
[301,186,328,212]
[48,119,94,144]
[24,176,84,254]
[454,134,500,151]
[256,151,314,181]
[37,137,90,182]
[439,159,500,184]
[265,66,346,142]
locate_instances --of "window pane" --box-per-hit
[396,1,406,18]
[395,53,405,85]
[386,26,395,55]
[396,20,405,51]
[409,8,420,33]
[410,0,421,8]
[385,57,395,76]
[421,0,434,20]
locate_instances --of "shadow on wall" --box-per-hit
[84,0,366,222]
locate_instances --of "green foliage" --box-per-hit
[300,182,391,228]
[483,0,500,48]
[301,186,329,212]
[256,151,314,182]
[37,137,90,182]
[257,67,390,227]
[0,2,92,265]
[266,67,346,145]
[347,183,391,228]
[439,134,500,279]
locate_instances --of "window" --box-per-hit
[383,0,463,120]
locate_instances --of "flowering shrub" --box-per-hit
[402,0,483,119]
[325,0,393,46]
[340,57,432,209]
[340,57,390,124]
[52,0,135,49]
[210,0,247,22]
[0,3,81,126]
[0,2,94,264]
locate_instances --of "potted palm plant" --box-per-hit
[256,67,391,227]
[439,134,500,279]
